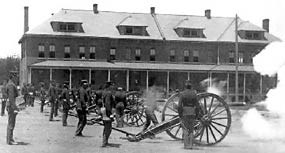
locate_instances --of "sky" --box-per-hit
[0,0,284,58]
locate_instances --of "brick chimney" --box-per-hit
[24,6,29,33]
[93,4,98,14]
[263,19,269,32]
[150,7,155,14]
[205,9,211,19]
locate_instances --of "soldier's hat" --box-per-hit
[81,80,88,86]
[117,87,123,91]
[184,80,192,88]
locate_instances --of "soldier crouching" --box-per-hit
[178,80,199,149]
[114,87,126,128]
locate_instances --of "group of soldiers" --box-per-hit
[1,76,198,149]
[36,79,127,147]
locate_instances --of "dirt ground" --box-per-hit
[1,99,285,153]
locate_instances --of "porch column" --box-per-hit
[28,67,32,84]
[167,71,170,97]
[89,69,92,84]
[69,68,72,89]
[243,73,246,101]
[227,72,230,101]
[126,70,130,91]
[49,68,53,81]
[209,72,212,87]
[146,70,149,92]
[187,72,190,80]
[108,69,111,82]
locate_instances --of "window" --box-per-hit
[182,29,202,38]
[150,48,156,61]
[49,45,55,58]
[229,51,235,63]
[193,50,199,62]
[126,27,133,34]
[170,50,176,62]
[110,48,116,60]
[184,50,190,62]
[64,46,70,58]
[239,52,244,63]
[38,44,45,58]
[79,46,85,59]
[59,23,76,32]
[135,48,141,61]
[89,46,96,59]
[245,31,262,40]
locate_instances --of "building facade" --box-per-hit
[19,4,279,102]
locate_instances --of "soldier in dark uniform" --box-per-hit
[48,80,57,121]
[178,80,199,149]
[114,87,126,128]
[1,79,8,116]
[21,83,28,106]
[39,82,46,113]
[101,81,116,147]
[75,80,88,136]
[61,82,70,126]
[54,83,62,117]
[95,85,104,113]
[29,84,36,107]
[6,74,19,145]
[86,83,92,106]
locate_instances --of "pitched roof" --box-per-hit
[31,60,255,72]
[25,9,280,43]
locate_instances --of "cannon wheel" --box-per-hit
[123,91,146,127]
[161,92,231,146]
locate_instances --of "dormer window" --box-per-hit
[175,18,205,38]
[51,21,84,32]
[117,16,148,36]
[245,31,261,40]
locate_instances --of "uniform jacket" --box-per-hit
[48,85,57,102]
[77,87,88,110]
[61,88,70,110]
[178,89,199,117]
[6,79,18,110]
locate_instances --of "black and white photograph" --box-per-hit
[0,0,285,152]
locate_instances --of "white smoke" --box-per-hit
[241,42,285,140]
[201,78,226,96]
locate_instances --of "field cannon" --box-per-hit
[87,92,231,146]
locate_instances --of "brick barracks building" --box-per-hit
[19,4,279,102]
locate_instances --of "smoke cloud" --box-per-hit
[241,42,285,140]
[201,78,226,96]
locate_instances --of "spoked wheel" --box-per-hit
[124,91,146,127]
[161,92,231,146]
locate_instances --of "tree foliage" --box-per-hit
[0,55,20,84]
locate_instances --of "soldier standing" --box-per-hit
[75,80,88,136]
[101,81,116,147]
[114,87,126,128]
[54,83,61,117]
[48,80,57,121]
[1,80,8,116]
[6,74,19,145]
[39,82,46,113]
[61,82,70,126]
[178,80,199,149]
[29,84,35,107]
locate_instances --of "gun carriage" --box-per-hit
[86,92,231,146]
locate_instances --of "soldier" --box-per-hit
[6,74,19,145]
[29,84,35,107]
[54,83,62,117]
[21,83,28,106]
[86,83,92,106]
[39,82,46,113]
[178,80,199,149]
[75,80,88,136]
[95,85,104,113]
[48,80,57,121]
[114,87,126,128]
[61,82,70,126]
[101,81,116,147]
[1,79,8,116]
